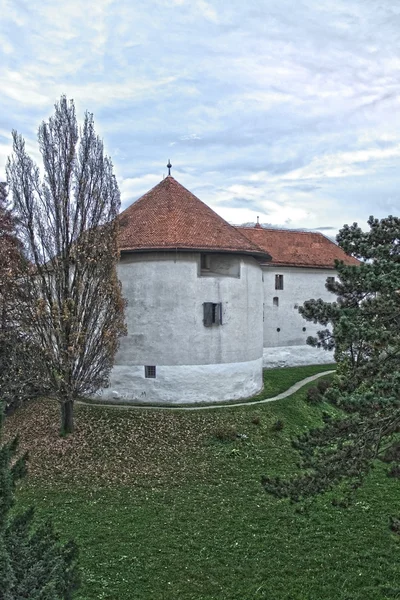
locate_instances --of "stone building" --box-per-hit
[99,175,358,404]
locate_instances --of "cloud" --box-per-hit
[1,0,400,232]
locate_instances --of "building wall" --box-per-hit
[262,266,337,348]
[99,251,264,404]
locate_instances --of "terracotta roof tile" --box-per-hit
[118,177,271,259]
[236,227,360,269]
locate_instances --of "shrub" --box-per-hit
[271,419,284,432]
[0,330,49,415]
[317,378,331,395]
[0,404,80,598]
[251,416,261,426]
[388,464,400,479]
[389,516,400,535]
[213,426,238,442]
[306,386,322,405]
[382,442,400,463]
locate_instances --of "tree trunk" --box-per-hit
[61,400,74,435]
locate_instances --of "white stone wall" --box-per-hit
[100,252,264,404]
[262,266,336,348]
[263,346,335,368]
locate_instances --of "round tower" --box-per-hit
[98,175,271,404]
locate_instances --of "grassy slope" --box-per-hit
[5,366,400,600]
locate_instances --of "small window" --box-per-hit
[275,274,284,290]
[277,327,281,332]
[327,276,335,284]
[273,297,279,307]
[201,254,211,271]
[203,302,222,327]
[302,327,306,332]
[145,366,156,378]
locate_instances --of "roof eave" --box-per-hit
[120,246,272,261]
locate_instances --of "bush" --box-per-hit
[306,386,321,405]
[0,330,49,414]
[317,378,331,395]
[213,426,238,442]
[251,416,261,426]
[389,516,400,535]
[0,405,80,598]
[382,442,400,463]
[271,419,284,432]
[388,464,400,478]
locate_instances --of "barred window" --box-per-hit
[145,366,156,378]
[275,274,284,290]
[203,302,222,327]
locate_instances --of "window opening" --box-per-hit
[277,327,281,332]
[275,274,284,290]
[200,254,211,271]
[145,366,156,378]
[302,327,306,332]
[203,302,222,327]
[327,276,335,284]
[273,296,279,307]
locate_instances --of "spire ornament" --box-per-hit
[167,159,172,176]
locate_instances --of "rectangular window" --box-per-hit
[203,302,222,327]
[200,254,211,271]
[327,276,335,284]
[275,274,284,290]
[145,366,156,378]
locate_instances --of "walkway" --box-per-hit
[78,370,335,411]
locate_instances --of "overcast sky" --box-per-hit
[1,0,400,233]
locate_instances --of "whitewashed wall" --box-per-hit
[262,266,336,366]
[99,252,264,404]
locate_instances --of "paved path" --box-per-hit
[78,370,335,412]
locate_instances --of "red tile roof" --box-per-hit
[236,227,360,269]
[118,176,271,259]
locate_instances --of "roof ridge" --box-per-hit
[235,226,327,236]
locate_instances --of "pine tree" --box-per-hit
[0,408,79,598]
[262,216,400,513]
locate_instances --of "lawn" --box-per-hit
[5,365,400,600]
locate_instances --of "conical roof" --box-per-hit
[118,176,271,259]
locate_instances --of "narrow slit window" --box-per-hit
[203,302,222,327]
[275,274,284,290]
[200,254,211,271]
[145,366,156,378]
[273,296,279,306]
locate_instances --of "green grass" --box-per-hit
[259,363,335,400]
[5,367,400,600]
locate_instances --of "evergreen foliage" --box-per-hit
[0,408,79,598]
[262,216,400,515]
[6,97,126,433]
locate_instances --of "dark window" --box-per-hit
[275,274,284,290]
[327,276,335,284]
[203,302,222,327]
[201,254,210,271]
[277,327,281,332]
[273,296,279,306]
[302,327,306,332]
[145,366,156,378]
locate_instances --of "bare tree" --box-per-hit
[6,97,126,433]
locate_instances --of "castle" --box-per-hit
[98,175,358,404]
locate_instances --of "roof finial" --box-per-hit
[167,159,172,176]
[257,216,260,225]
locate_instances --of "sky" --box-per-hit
[1,0,400,234]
